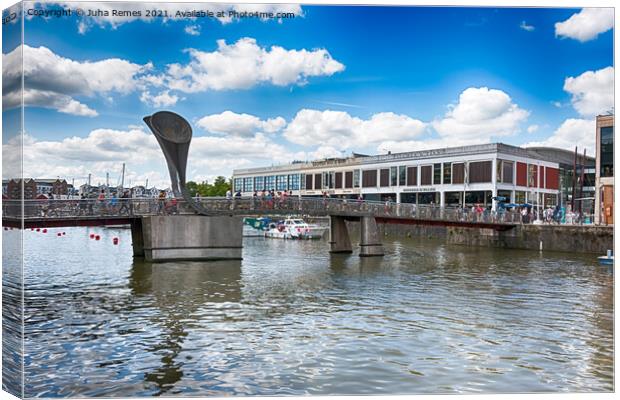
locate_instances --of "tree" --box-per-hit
[184,177,231,197]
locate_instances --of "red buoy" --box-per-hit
[31,228,34,231]
[95,235,100,241]
[62,232,66,235]
[36,228,40,232]
[90,233,95,239]
[42,229,47,233]
[3,227,7,231]
[57,233,62,236]
[113,237,119,245]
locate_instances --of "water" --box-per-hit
[2,226,614,396]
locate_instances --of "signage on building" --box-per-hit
[402,187,436,192]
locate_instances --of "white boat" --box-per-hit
[243,224,264,237]
[598,250,614,266]
[264,218,326,240]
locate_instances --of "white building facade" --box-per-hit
[232,143,561,209]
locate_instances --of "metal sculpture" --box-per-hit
[143,111,211,215]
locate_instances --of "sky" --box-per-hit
[1,2,615,189]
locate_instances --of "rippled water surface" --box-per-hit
[3,226,614,396]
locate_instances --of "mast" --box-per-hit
[571,146,577,211]
[120,163,125,190]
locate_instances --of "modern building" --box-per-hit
[526,147,595,214]
[232,143,562,210]
[595,114,614,225]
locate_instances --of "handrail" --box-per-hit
[0,198,528,225]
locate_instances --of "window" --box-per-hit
[288,174,300,190]
[254,176,264,191]
[515,191,526,204]
[469,161,492,183]
[443,162,451,184]
[527,164,538,187]
[452,163,464,184]
[380,169,390,187]
[407,166,417,186]
[345,171,353,188]
[265,176,276,191]
[390,166,398,186]
[600,126,613,177]
[276,175,287,191]
[314,174,322,190]
[305,174,313,190]
[502,161,514,184]
[399,166,406,186]
[362,170,377,187]
[234,178,243,192]
[243,177,253,192]
[300,174,305,190]
[433,164,441,185]
[353,170,361,188]
[335,172,343,189]
[420,165,432,186]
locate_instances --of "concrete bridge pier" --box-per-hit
[131,215,243,262]
[359,216,385,257]
[329,216,353,254]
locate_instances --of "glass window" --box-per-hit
[265,176,276,191]
[300,174,305,190]
[515,191,526,204]
[234,178,243,192]
[600,126,613,177]
[243,177,253,192]
[399,166,406,186]
[443,162,451,184]
[276,175,288,191]
[254,176,264,191]
[288,174,300,190]
[433,164,441,185]
[390,166,397,186]
[353,170,360,188]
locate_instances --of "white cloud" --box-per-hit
[283,109,427,150]
[140,90,181,107]
[527,124,539,133]
[563,66,614,117]
[2,44,149,115]
[2,125,289,187]
[184,24,201,36]
[555,8,614,42]
[164,37,344,92]
[524,118,595,154]
[197,111,286,137]
[432,87,529,141]
[520,21,535,32]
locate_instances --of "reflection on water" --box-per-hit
[3,226,613,396]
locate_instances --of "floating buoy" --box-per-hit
[95,235,100,241]
[42,229,47,233]
[90,233,95,239]
[113,237,119,245]
[3,227,7,231]
[30,228,34,231]
[57,233,62,237]
[62,232,66,235]
[36,228,40,232]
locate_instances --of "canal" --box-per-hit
[2,226,614,396]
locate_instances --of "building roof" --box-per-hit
[233,142,565,175]
[525,147,595,167]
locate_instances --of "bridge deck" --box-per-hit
[2,198,518,231]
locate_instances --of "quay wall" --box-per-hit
[344,220,613,254]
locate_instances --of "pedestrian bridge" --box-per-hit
[2,198,518,261]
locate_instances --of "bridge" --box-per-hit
[2,197,518,261]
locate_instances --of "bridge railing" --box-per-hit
[2,198,522,225]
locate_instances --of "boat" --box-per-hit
[243,217,271,237]
[598,250,614,266]
[243,224,264,237]
[264,217,326,240]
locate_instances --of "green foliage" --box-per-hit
[185,177,231,197]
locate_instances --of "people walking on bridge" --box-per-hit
[118,191,131,215]
[157,190,166,214]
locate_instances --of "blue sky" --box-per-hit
[1,2,614,188]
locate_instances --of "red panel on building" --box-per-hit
[545,167,559,190]
[516,162,527,187]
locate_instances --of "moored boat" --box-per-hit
[264,217,326,240]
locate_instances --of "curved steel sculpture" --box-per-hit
[143,111,212,215]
